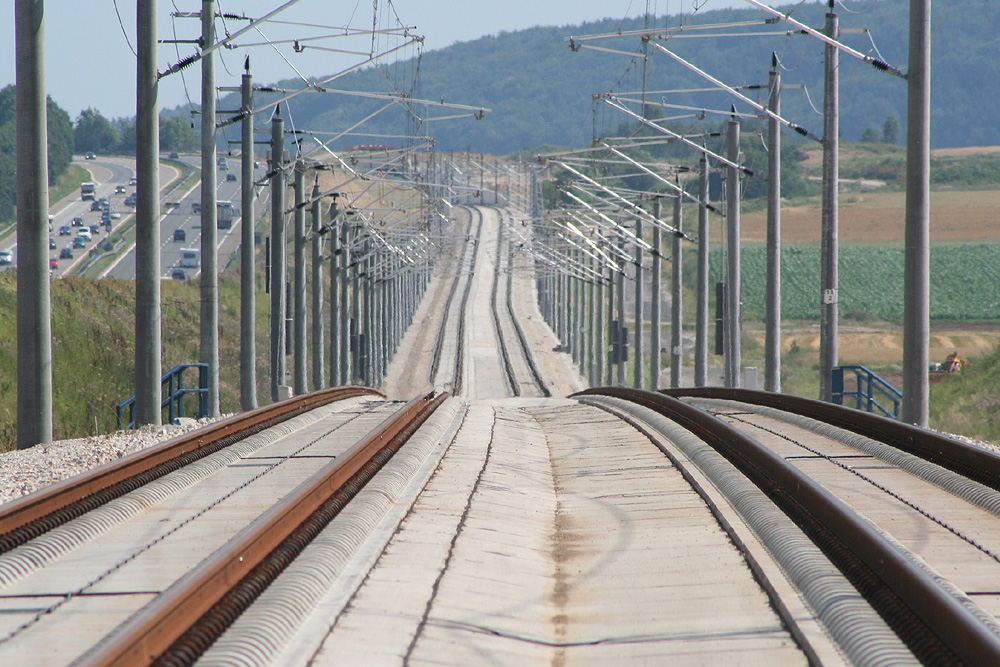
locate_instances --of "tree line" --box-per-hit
[0,85,199,224]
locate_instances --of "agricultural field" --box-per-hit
[711,244,1000,322]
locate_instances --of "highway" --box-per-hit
[102,156,264,281]
[1,153,261,282]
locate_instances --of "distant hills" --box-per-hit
[185,0,997,156]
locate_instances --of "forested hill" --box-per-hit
[201,0,994,155]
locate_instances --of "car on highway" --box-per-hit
[76,227,92,241]
[169,151,179,159]
[226,173,237,182]
[85,153,96,160]
[129,177,138,186]
[109,210,121,219]
[124,194,136,207]
[89,224,100,235]
[59,225,71,236]
[72,236,87,249]
[49,258,58,270]
[0,250,12,265]
[59,247,73,259]
[115,185,126,194]
[173,228,186,242]
[170,268,186,281]
[91,200,103,212]
[49,238,56,249]
[72,216,84,226]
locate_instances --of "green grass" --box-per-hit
[928,343,1000,442]
[711,244,1000,322]
[0,268,273,452]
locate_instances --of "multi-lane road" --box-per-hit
[1,154,258,281]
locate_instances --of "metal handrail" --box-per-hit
[116,363,209,429]
[832,365,901,419]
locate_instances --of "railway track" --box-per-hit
[427,206,480,393]
[0,389,448,665]
[489,208,550,398]
[577,386,1000,665]
[6,203,1000,664]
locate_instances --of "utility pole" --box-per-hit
[633,213,644,388]
[239,60,256,411]
[15,0,52,447]
[328,196,340,386]
[650,198,662,390]
[725,111,741,388]
[350,222,363,385]
[695,154,709,387]
[605,249,615,386]
[819,2,839,402]
[293,162,307,395]
[135,0,161,427]
[200,0,220,416]
[339,213,351,385]
[311,178,325,390]
[594,243,605,386]
[765,54,782,393]
[616,236,626,386]
[671,193,683,389]
[902,0,931,426]
[269,108,286,401]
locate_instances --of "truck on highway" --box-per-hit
[80,182,96,200]
[179,248,200,268]
[217,201,234,229]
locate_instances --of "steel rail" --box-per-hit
[494,207,550,398]
[428,206,482,394]
[79,391,447,667]
[450,207,481,396]
[574,387,1000,665]
[490,216,519,396]
[663,387,1000,493]
[0,386,380,553]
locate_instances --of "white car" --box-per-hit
[76,228,92,241]
[0,250,11,265]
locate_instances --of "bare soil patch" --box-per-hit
[738,189,1000,244]
[765,323,1000,369]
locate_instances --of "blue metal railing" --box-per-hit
[116,363,209,429]
[831,365,901,419]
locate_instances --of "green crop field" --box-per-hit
[709,244,1000,322]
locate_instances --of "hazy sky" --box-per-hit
[1,0,751,122]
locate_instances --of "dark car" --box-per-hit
[72,216,84,226]
[169,151,179,159]
[115,185,126,194]
[173,228,186,242]
[58,225,71,236]
[72,236,87,249]
[85,152,96,160]
[89,224,100,235]
[59,247,73,259]
[90,200,103,212]
[124,195,137,207]
[170,268,186,281]
[49,237,56,249]
[226,173,237,182]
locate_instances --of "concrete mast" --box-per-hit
[14,0,53,447]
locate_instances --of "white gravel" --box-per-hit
[0,417,227,507]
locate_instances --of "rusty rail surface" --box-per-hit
[0,386,381,553]
[663,387,1000,492]
[79,390,446,667]
[575,386,1000,665]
